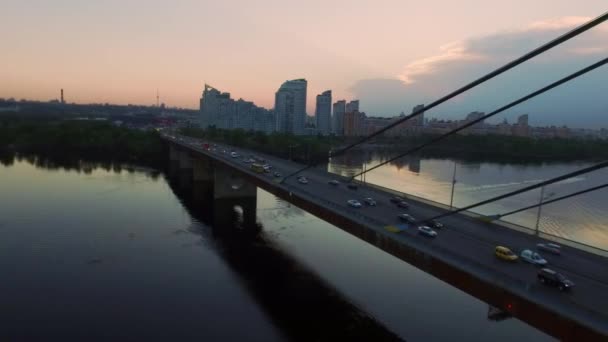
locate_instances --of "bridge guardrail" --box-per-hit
[168,136,607,256]
[358,179,608,257]
[168,136,608,326]
[290,184,608,321]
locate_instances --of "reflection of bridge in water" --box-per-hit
[164,134,608,340]
[165,157,403,341]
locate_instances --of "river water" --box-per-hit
[0,155,555,341]
[329,151,608,251]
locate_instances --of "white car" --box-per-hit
[520,249,548,266]
[298,177,309,184]
[347,200,362,208]
[418,226,438,238]
[230,152,239,158]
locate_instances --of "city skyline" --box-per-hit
[1,1,607,128]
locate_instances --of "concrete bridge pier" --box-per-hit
[192,157,214,206]
[213,164,258,235]
[168,145,180,178]
[177,150,193,190]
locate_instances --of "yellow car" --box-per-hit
[495,246,518,261]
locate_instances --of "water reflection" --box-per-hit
[165,173,402,341]
[327,149,608,250]
[0,150,161,179]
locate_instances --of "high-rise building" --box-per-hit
[513,114,530,137]
[333,100,346,135]
[200,84,270,133]
[315,90,332,135]
[346,100,359,113]
[343,111,366,136]
[412,104,425,126]
[274,79,307,135]
[200,84,233,129]
[517,114,529,126]
[462,111,486,134]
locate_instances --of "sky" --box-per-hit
[1,1,606,127]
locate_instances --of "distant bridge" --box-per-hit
[163,133,608,340]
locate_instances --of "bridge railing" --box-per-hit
[284,183,608,322]
[169,137,608,324]
[354,178,608,257]
[169,135,608,257]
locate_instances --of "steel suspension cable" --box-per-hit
[493,183,608,219]
[351,57,608,180]
[279,11,608,183]
[422,161,608,223]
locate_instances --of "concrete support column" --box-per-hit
[178,150,193,190]
[168,145,180,178]
[213,164,258,232]
[192,157,214,206]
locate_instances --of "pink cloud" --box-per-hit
[398,16,608,85]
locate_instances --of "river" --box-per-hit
[329,150,608,251]
[0,154,554,341]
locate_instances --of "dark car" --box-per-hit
[397,201,409,209]
[328,180,339,186]
[537,268,574,291]
[398,214,416,223]
[390,196,405,204]
[347,183,358,190]
[536,243,561,255]
[427,219,444,229]
[363,197,377,206]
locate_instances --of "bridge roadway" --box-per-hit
[164,134,608,339]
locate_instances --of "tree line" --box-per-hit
[180,127,608,163]
[0,118,164,167]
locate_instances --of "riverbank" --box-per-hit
[362,134,608,163]
[0,118,164,168]
[180,127,608,164]
[179,127,338,164]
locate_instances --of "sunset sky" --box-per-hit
[1,1,606,127]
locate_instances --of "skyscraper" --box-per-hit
[200,84,270,132]
[274,79,307,135]
[346,100,359,113]
[200,84,232,128]
[333,100,346,135]
[412,104,425,126]
[315,90,332,135]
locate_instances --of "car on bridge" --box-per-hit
[363,198,376,206]
[418,226,438,238]
[251,163,265,173]
[298,177,309,184]
[398,214,416,224]
[347,200,362,208]
[427,219,444,229]
[231,152,239,158]
[347,183,358,190]
[536,243,561,255]
[495,246,518,262]
[328,180,340,186]
[538,268,574,291]
[520,249,548,266]
[390,196,405,204]
[397,201,410,209]
[273,171,282,178]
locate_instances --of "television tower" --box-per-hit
[156,89,159,107]
[61,89,64,104]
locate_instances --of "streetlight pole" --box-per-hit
[534,186,555,236]
[449,161,457,210]
[534,186,546,236]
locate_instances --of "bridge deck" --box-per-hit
[164,134,608,339]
